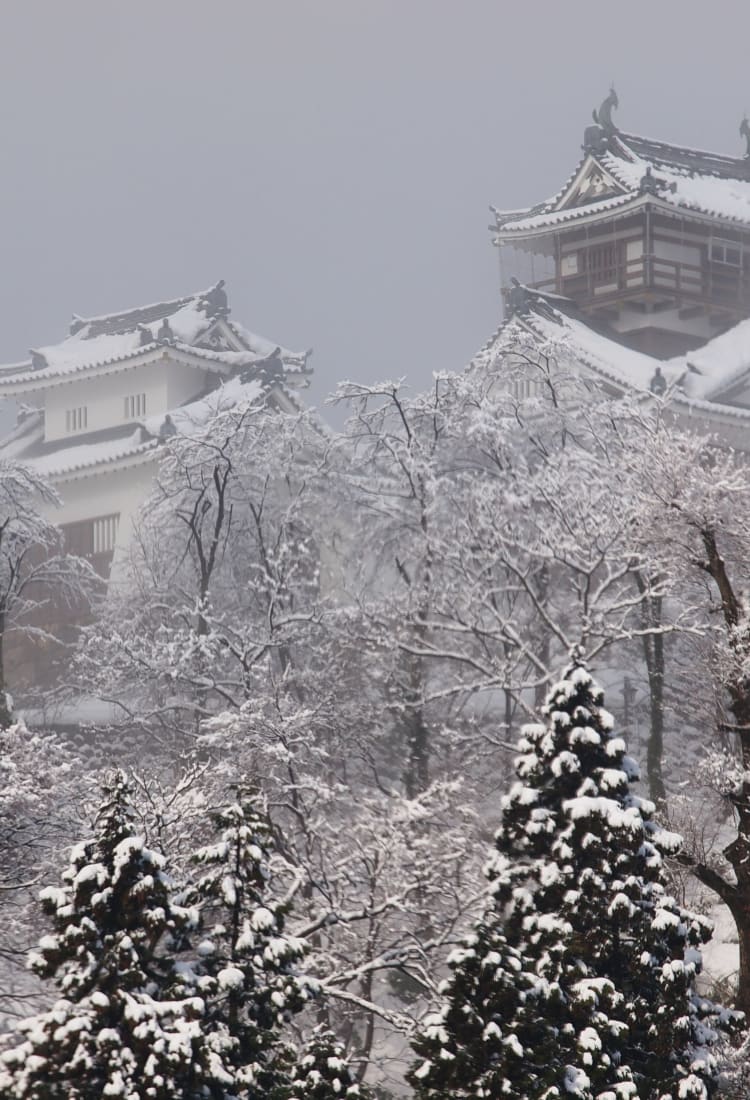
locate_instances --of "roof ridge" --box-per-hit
[617,129,746,166]
[74,282,221,327]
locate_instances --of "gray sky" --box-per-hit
[1,0,749,416]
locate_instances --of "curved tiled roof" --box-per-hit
[0,281,310,391]
[494,127,750,238]
[0,374,276,483]
[472,287,750,422]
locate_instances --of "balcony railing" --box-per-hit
[517,255,750,312]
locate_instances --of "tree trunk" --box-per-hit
[402,478,432,798]
[693,528,750,1012]
[0,612,12,729]
[534,565,551,709]
[633,573,667,810]
[642,596,667,810]
[728,895,750,1019]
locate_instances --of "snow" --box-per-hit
[495,192,635,233]
[18,697,123,727]
[489,291,750,413]
[665,315,750,400]
[36,329,151,375]
[502,1032,523,1056]
[229,318,307,366]
[0,282,307,393]
[141,375,263,438]
[603,148,750,227]
[3,374,266,483]
[28,430,157,479]
[524,308,673,393]
[250,906,276,931]
[497,136,750,237]
[565,795,642,833]
[578,1026,602,1052]
[217,966,244,990]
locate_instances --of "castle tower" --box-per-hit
[493,90,750,358]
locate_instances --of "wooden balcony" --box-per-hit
[518,255,750,317]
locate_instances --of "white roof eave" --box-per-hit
[43,444,161,486]
[494,191,750,244]
[0,345,235,396]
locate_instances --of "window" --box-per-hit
[124,393,147,419]
[583,241,622,286]
[93,514,119,555]
[509,376,541,400]
[65,406,87,433]
[710,238,742,267]
[62,513,120,576]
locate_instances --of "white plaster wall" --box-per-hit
[44,359,212,442]
[652,239,701,266]
[164,360,212,409]
[45,365,165,442]
[41,459,158,579]
[612,306,715,340]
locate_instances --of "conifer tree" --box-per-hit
[282,1025,370,1100]
[191,790,313,1099]
[410,657,740,1100]
[0,770,219,1100]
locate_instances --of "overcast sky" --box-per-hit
[0,1,749,416]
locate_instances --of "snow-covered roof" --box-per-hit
[0,374,274,484]
[493,129,750,239]
[473,286,750,419]
[0,281,311,393]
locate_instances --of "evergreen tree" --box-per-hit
[190,790,313,1099]
[281,1026,370,1100]
[0,770,220,1100]
[409,658,740,1100]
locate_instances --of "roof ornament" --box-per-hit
[258,347,284,380]
[506,277,532,317]
[638,165,677,196]
[159,414,177,440]
[593,86,619,134]
[137,324,153,347]
[649,366,667,396]
[240,346,285,387]
[200,279,229,318]
[156,318,174,344]
[29,351,47,371]
[639,166,660,195]
[741,115,750,159]
[583,86,619,155]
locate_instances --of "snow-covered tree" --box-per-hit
[627,417,750,1016]
[73,397,329,743]
[199,702,480,1089]
[0,770,217,1099]
[0,460,95,726]
[64,345,698,1087]
[189,789,313,1098]
[0,720,77,1015]
[281,1025,370,1100]
[331,362,678,803]
[410,657,739,1100]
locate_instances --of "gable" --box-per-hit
[555,157,626,211]
[193,317,245,355]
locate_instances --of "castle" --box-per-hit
[482,90,750,446]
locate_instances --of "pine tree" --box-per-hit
[409,657,741,1100]
[190,790,313,1099]
[281,1025,370,1100]
[0,770,219,1100]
